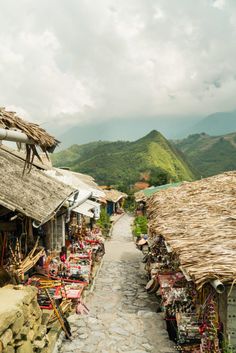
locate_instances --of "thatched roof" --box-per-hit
[104,189,127,203]
[0,147,75,224]
[134,190,146,202]
[148,172,236,289]
[0,145,50,170]
[0,107,59,152]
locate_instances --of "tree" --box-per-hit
[148,167,171,186]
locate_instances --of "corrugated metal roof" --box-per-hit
[143,182,183,197]
[73,201,94,218]
[134,182,183,202]
[45,168,105,199]
[0,147,75,224]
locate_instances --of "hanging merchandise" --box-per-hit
[143,236,204,352]
[199,296,221,353]
[146,236,180,276]
[176,313,201,346]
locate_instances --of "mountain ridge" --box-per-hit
[189,110,236,136]
[174,131,236,177]
[52,130,196,190]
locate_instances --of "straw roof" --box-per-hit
[0,144,50,170]
[148,172,236,289]
[0,147,75,224]
[0,107,59,152]
[0,107,60,171]
[104,189,127,203]
[134,190,146,202]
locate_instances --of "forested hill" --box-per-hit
[174,132,236,177]
[52,130,196,190]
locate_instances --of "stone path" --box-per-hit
[56,214,175,353]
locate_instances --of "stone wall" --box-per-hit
[0,285,48,353]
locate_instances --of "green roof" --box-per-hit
[143,182,183,197]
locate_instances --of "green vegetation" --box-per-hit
[96,207,111,237]
[174,132,236,177]
[52,130,196,192]
[124,194,136,212]
[133,216,148,237]
[148,167,172,186]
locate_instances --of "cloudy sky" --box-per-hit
[0,0,236,138]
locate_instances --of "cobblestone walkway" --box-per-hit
[56,214,175,353]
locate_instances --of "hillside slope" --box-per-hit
[175,132,236,177]
[52,130,196,189]
[190,110,236,136]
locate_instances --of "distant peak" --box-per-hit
[146,130,162,138]
[140,130,163,140]
[135,130,166,144]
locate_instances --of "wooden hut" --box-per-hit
[0,146,76,277]
[147,172,236,352]
[104,189,127,216]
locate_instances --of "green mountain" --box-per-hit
[52,130,196,190]
[175,132,236,177]
[56,116,200,149]
[190,110,236,136]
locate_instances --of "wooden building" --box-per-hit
[104,189,127,216]
[147,172,236,352]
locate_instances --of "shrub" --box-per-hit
[133,215,148,237]
[96,207,111,237]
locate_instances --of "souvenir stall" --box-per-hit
[27,206,105,314]
[0,108,107,340]
[144,236,222,352]
[20,208,105,338]
[0,144,75,285]
[145,172,236,353]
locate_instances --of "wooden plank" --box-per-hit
[0,222,16,231]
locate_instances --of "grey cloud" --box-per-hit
[0,0,235,131]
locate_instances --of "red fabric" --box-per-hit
[60,254,66,262]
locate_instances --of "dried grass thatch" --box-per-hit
[104,189,127,203]
[147,171,236,289]
[0,147,75,224]
[134,190,146,202]
[0,107,59,171]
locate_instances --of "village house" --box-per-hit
[146,172,236,352]
[103,189,127,216]
[0,107,107,352]
[44,167,106,241]
[0,142,77,278]
[0,148,107,270]
[0,107,106,257]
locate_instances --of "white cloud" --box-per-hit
[153,7,165,21]
[212,0,225,10]
[0,0,235,131]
